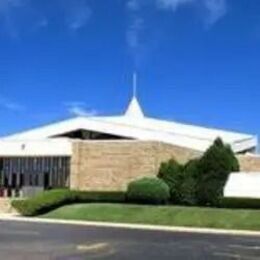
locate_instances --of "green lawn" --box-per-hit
[43,203,260,231]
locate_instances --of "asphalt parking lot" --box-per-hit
[0,220,260,259]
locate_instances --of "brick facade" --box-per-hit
[70,140,200,191]
[237,155,260,172]
[70,140,260,191]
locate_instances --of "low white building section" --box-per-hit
[224,173,260,198]
[1,97,258,153]
[0,139,72,157]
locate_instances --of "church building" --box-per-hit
[0,93,258,197]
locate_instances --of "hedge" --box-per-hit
[12,189,126,216]
[127,177,170,205]
[221,197,260,209]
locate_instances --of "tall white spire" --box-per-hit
[133,71,137,98]
[124,72,144,119]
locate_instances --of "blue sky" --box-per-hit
[0,0,260,137]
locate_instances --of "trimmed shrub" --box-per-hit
[221,197,260,209]
[12,189,74,216]
[126,177,170,205]
[12,189,126,216]
[196,138,239,207]
[158,159,184,203]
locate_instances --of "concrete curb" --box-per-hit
[1,214,260,237]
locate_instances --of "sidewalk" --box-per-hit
[1,213,260,237]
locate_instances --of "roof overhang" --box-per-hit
[0,139,72,157]
[1,96,257,154]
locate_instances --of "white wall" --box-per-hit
[224,172,260,198]
[0,139,72,156]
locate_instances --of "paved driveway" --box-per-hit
[0,220,260,259]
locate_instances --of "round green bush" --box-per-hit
[126,177,170,205]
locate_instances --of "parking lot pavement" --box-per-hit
[1,220,260,259]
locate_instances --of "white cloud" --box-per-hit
[126,0,227,26]
[126,16,144,49]
[65,102,97,117]
[37,18,48,28]
[0,0,92,37]
[0,0,24,10]
[64,0,92,31]
[127,0,140,11]
[157,0,194,11]
[0,95,25,112]
[157,0,227,25]
[125,0,228,68]
[0,0,27,37]
[203,0,227,26]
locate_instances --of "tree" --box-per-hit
[179,159,200,206]
[196,138,239,206]
[158,159,184,203]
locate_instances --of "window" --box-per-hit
[20,173,24,187]
[29,174,33,186]
[35,174,39,186]
[12,173,17,188]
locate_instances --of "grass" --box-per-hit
[43,203,260,231]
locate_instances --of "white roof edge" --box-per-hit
[231,136,258,153]
[0,139,72,156]
[1,100,257,154]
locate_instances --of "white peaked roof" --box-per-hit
[125,96,144,118]
[1,96,257,153]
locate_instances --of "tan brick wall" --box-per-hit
[70,140,201,191]
[70,140,260,191]
[237,155,260,172]
[156,142,201,165]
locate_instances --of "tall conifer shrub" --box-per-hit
[196,138,239,206]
